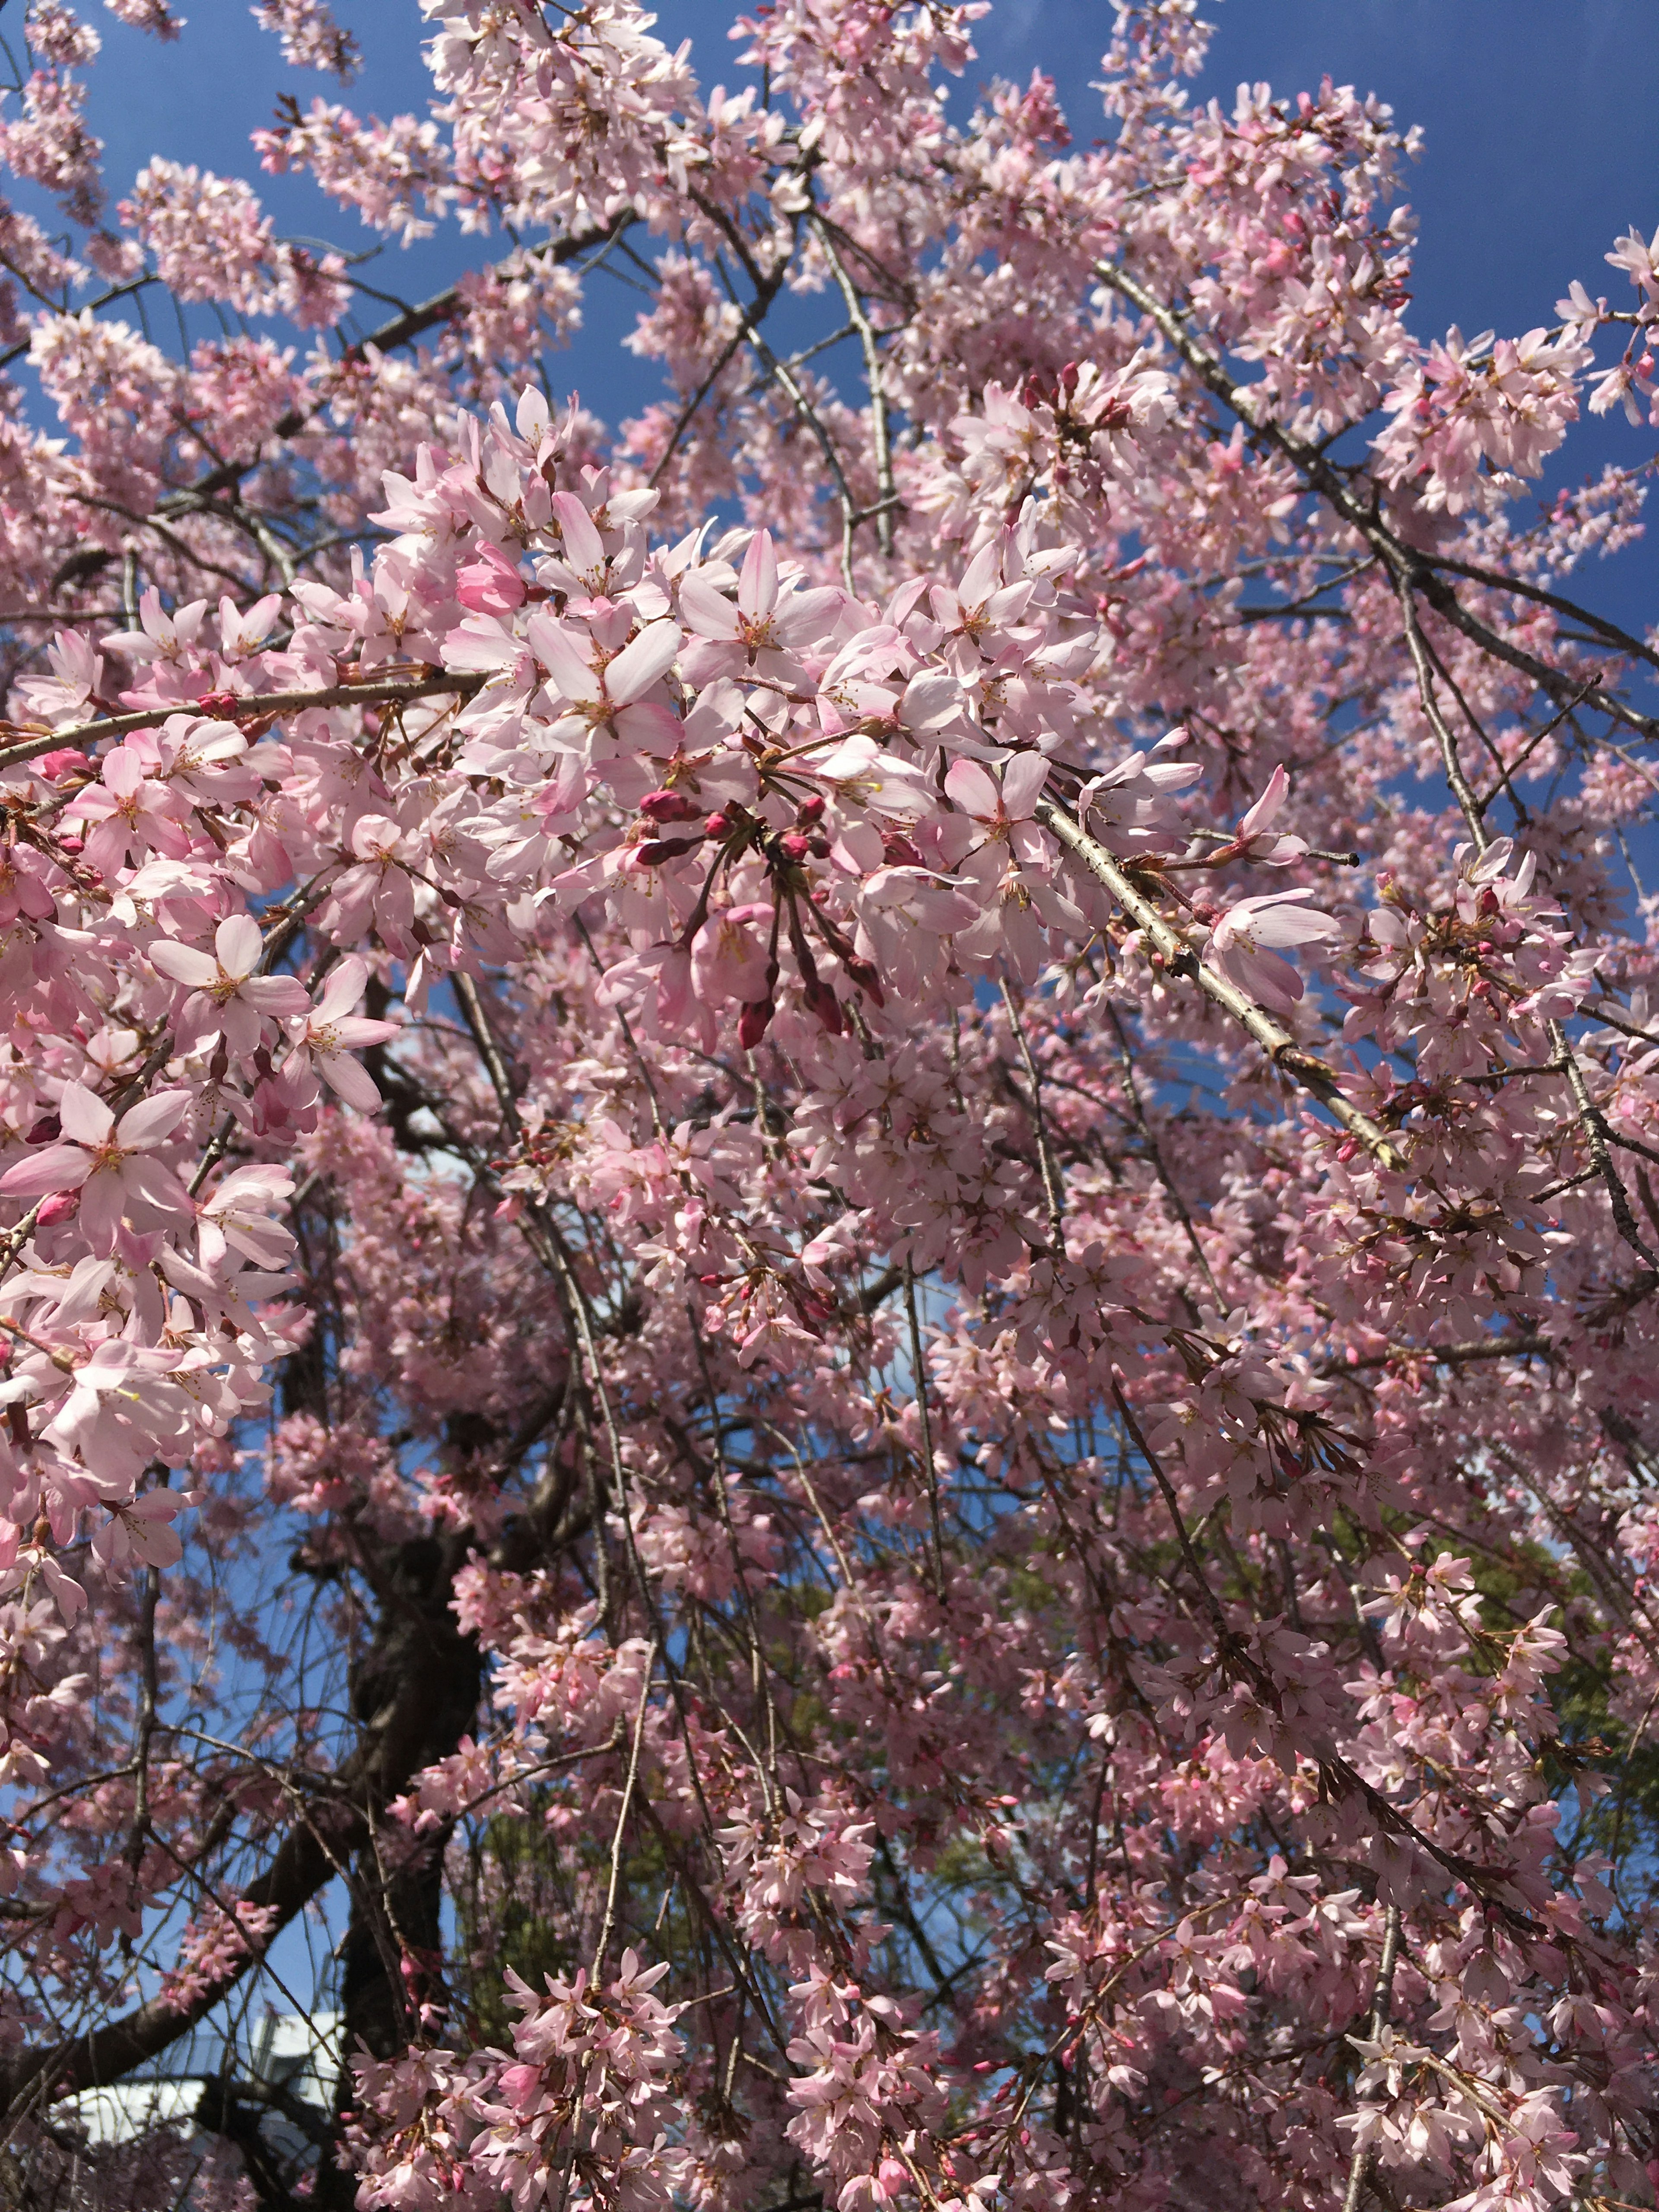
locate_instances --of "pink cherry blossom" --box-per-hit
[0,1082,193,1253]
[1207,887,1343,1010]
[285,954,398,1110]
[0,13,1647,2212]
[149,914,311,1055]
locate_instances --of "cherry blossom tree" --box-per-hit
[0,3,1654,2210]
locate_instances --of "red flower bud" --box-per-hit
[842,955,886,1008]
[640,788,701,823]
[803,977,844,1035]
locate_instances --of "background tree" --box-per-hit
[0,4,1652,2210]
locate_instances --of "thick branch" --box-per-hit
[0,1529,482,2114]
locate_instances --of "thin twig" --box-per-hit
[1394,573,1487,847]
[903,1258,946,1595]
[998,974,1065,1245]
[810,213,896,556]
[0,671,481,775]
[1035,798,1402,1168]
[590,1640,658,1979]
[1341,1904,1402,2212]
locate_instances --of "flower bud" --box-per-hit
[639,788,700,823]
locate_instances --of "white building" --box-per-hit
[57,2011,340,2157]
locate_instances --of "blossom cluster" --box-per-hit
[0,6,1650,2212]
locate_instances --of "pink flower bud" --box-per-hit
[36,749,89,781]
[455,541,528,615]
[639,789,701,823]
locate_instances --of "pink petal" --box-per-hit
[315,953,369,1020]
[241,976,311,1015]
[944,758,1000,819]
[738,530,778,619]
[1001,752,1050,816]
[149,938,220,989]
[900,670,965,733]
[677,569,741,642]
[78,1168,127,1254]
[527,613,601,705]
[350,813,403,861]
[611,700,684,753]
[121,1153,193,1214]
[774,585,845,642]
[957,540,1003,607]
[214,912,263,980]
[116,1089,192,1148]
[220,997,263,1058]
[328,1016,397,1050]
[1252,908,1339,947]
[58,1081,114,1146]
[101,749,143,799]
[455,541,526,615]
[604,621,683,707]
[318,1050,383,1112]
[550,493,606,581]
[1238,763,1290,840]
[0,1142,92,1197]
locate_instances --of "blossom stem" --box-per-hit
[1035,797,1403,1169]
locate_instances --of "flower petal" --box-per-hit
[315,953,369,1021]
[1238,763,1289,840]
[549,492,605,582]
[0,1142,92,1197]
[1001,752,1050,817]
[116,1089,192,1149]
[738,529,778,619]
[149,940,219,989]
[214,912,263,980]
[318,1050,383,1112]
[605,620,683,707]
[526,613,601,706]
[58,1081,114,1146]
[944,758,1000,819]
[241,976,311,1016]
[677,569,741,642]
